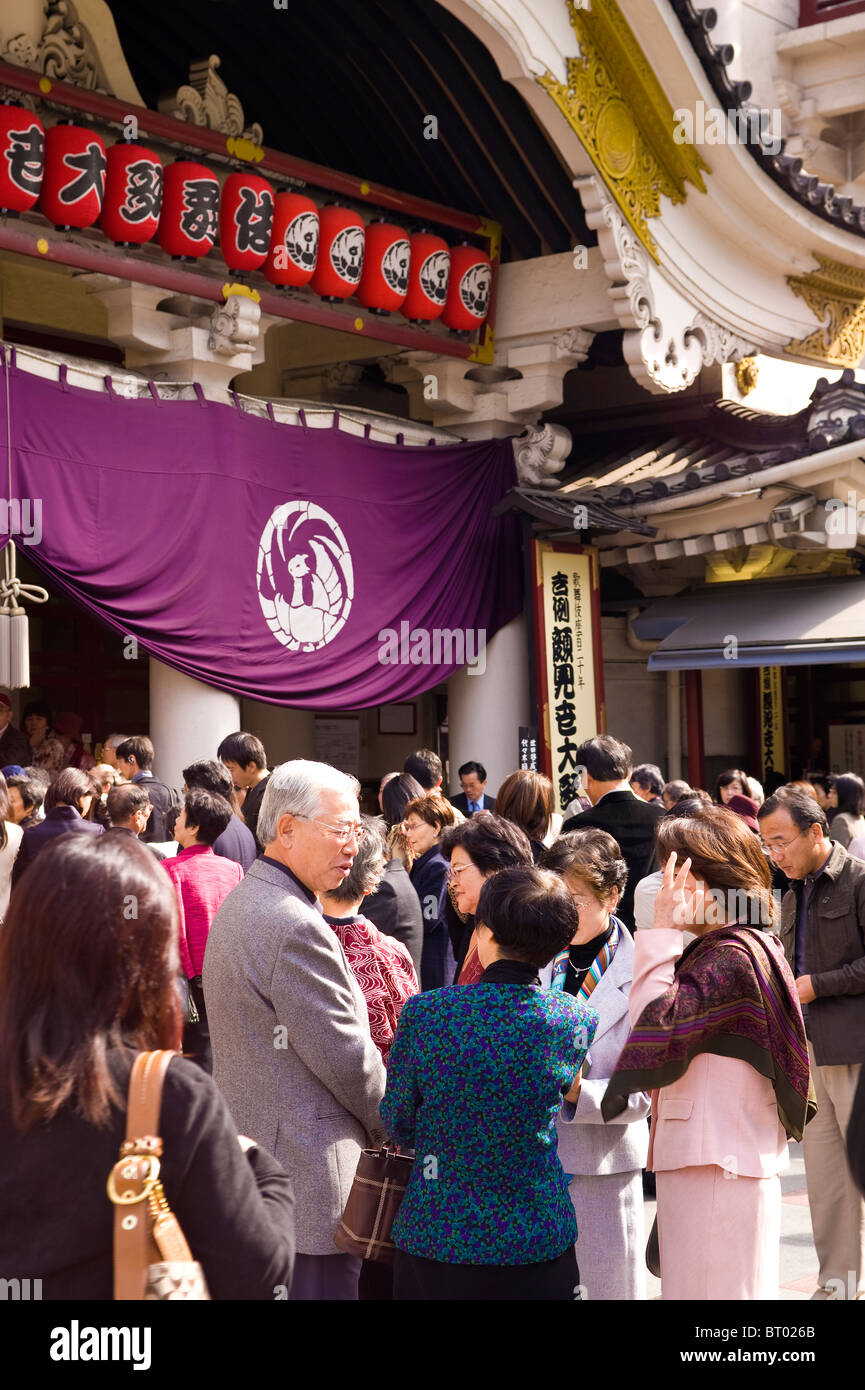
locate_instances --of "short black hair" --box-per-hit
[381,773,425,828]
[106,783,152,827]
[758,789,829,835]
[715,767,748,802]
[477,867,578,968]
[6,774,39,813]
[182,788,232,846]
[577,735,632,782]
[631,764,664,797]
[439,812,533,874]
[182,758,233,800]
[22,699,52,724]
[458,761,487,783]
[217,731,267,771]
[115,736,154,772]
[45,768,96,814]
[403,749,442,790]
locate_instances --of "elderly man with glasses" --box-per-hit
[758,788,865,1300]
[203,759,387,1301]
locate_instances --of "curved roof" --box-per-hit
[672,0,865,238]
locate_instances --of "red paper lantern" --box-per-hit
[403,231,450,322]
[98,142,162,245]
[356,219,410,315]
[156,161,219,260]
[39,122,106,229]
[219,172,274,273]
[0,104,44,214]
[442,243,492,333]
[310,205,365,301]
[264,191,319,286]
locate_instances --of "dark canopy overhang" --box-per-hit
[634,577,865,670]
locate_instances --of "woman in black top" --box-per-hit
[0,833,295,1299]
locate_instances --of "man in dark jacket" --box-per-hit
[759,789,865,1300]
[114,735,177,843]
[561,735,663,932]
[0,694,31,769]
[449,760,496,815]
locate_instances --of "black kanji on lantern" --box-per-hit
[121,160,162,222]
[235,186,274,255]
[6,124,44,194]
[60,142,107,205]
[181,179,219,241]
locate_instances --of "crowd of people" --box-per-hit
[1,715,864,1303]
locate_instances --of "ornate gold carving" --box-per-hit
[706,546,856,583]
[735,356,759,395]
[159,55,264,145]
[537,0,708,260]
[786,256,865,368]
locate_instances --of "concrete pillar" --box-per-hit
[149,658,241,792]
[240,699,316,767]
[447,614,530,799]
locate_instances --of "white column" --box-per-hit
[447,615,530,799]
[148,659,241,793]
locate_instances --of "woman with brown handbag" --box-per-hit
[0,832,295,1299]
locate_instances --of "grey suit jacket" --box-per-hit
[539,927,650,1176]
[203,857,387,1255]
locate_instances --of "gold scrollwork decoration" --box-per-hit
[537,0,709,261]
[786,256,865,368]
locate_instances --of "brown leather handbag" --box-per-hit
[334,1144,414,1264]
[107,1050,210,1300]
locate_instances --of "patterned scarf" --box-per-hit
[601,926,816,1141]
[550,918,621,1002]
[324,913,419,1064]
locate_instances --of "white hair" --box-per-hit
[257,759,360,847]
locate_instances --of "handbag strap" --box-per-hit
[111,1050,175,1300]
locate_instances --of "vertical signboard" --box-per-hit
[519,725,539,772]
[533,543,603,814]
[759,666,785,781]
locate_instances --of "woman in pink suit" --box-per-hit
[603,806,815,1300]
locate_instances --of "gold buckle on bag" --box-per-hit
[106,1154,161,1205]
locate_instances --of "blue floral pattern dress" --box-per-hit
[381,980,598,1264]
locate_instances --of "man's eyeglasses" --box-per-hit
[296,816,366,846]
[760,827,809,858]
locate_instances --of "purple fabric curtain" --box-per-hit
[0,356,522,706]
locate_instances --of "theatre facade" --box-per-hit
[1,0,865,799]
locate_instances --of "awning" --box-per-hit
[633,577,865,670]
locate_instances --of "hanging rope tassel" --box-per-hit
[1,345,48,689]
[0,540,48,689]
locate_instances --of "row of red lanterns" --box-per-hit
[0,105,492,331]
